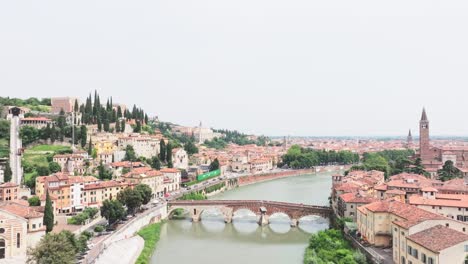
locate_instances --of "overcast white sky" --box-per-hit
[1,1,467,137]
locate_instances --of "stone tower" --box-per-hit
[407,129,413,148]
[9,107,23,185]
[419,108,431,161]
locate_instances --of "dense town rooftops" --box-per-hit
[408,225,468,253]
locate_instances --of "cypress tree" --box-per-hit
[88,137,93,156]
[44,191,54,233]
[117,106,122,118]
[80,125,87,148]
[166,142,173,164]
[50,124,56,143]
[121,119,126,133]
[97,117,102,132]
[74,99,79,112]
[159,140,166,162]
[115,120,121,133]
[4,162,12,183]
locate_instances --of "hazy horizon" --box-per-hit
[2,1,468,137]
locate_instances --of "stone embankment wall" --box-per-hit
[85,205,167,264]
[237,169,315,187]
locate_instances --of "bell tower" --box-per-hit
[419,108,431,161]
[407,129,413,148]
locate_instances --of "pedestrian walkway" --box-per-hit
[94,235,144,264]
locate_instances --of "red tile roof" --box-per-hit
[0,202,44,219]
[408,225,468,252]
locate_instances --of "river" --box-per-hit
[150,171,335,264]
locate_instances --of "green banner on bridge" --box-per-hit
[196,169,221,181]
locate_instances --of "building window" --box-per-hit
[17,233,20,248]
[408,246,412,255]
[465,245,468,252]
[0,228,4,234]
[428,257,434,264]
[421,253,427,264]
[0,239,4,259]
[413,249,418,258]
[401,256,406,264]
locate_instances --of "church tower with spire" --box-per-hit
[407,129,413,148]
[419,108,431,161]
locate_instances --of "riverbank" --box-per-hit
[303,229,366,264]
[135,222,164,264]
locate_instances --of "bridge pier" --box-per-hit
[258,214,269,226]
[224,215,232,224]
[290,219,298,228]
[191,208,201,222]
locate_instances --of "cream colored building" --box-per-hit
[172,148,189,170]
[0,201,45,260]
[402,225,468,264]
[122,168,163,198]
[409,190,468,222]
[82,180,129,208]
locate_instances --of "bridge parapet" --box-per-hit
[168,200,331,226]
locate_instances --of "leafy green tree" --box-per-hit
[3,161,12,183]
[100,199,126,225]
[80,125,87,148]
[135,184,152,205]
[27,232,77,264]
[117,106,122,118]
[97,162,113,180]
[117,188,143,215]
[209,158,220,172]
[20,126,40,146]
[44,191,54,233]
[150,156,161,170]
[28,196,41,206]
[438,160,462,182]
[36,166,51,176]
[124,145,137,162]
[159,140,166,162]
[48,162,61,173]
[0,120,9,140]
[184,141,199,155]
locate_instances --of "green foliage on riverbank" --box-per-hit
[349,149,417,178]
[281,145,360,169]
[136,222,163,264]
[304,229,366,264]
[179,191,206,200]
[67,207,99,225]
[205,182,225,193]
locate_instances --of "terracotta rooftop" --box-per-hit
[160,168,180,173]
[0,182,19,188]
[0,202,44,219]
[408,225,468,253]
[362,200,446,229]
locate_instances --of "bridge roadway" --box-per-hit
[168,200,331,227]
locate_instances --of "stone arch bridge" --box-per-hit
[168,200,331,227]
